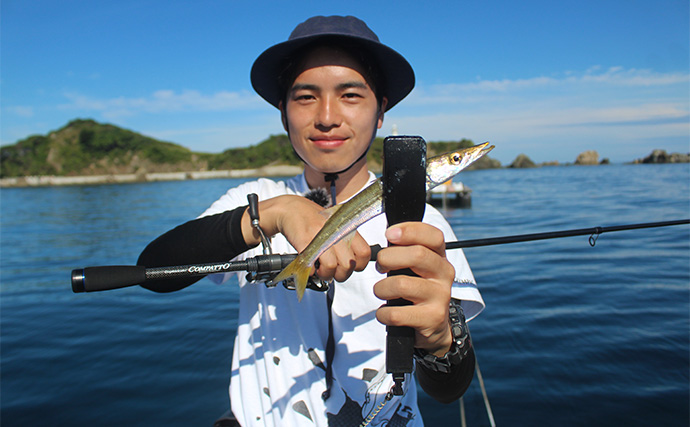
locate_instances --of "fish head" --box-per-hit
[426,142,495,190]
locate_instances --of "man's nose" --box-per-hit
[315,96,342,129]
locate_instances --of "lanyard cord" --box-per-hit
[322,145,368,207]
[323,174,339,207]
[322,285,336,400]
[321,169,340,401]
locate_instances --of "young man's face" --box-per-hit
[281,46,387,175]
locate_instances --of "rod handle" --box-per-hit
[71,266,146,293]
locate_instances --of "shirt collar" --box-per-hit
[293,171,377,202]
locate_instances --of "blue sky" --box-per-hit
[2,0,688,164]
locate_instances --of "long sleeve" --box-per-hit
[136,206,251,292]
[415,345,476,404]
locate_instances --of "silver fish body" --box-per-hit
[270,142,494,300]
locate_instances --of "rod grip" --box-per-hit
[71,266,146,293]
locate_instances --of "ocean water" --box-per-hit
[1,163,688,426]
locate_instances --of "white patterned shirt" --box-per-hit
[201,172,484,426]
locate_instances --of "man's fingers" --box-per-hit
[375,298,448,332]
[376,244,455,280]
[385,223,446,256]
[315,231,370,282]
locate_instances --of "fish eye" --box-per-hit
[452,153,461,163]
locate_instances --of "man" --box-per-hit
[138,15,484,426]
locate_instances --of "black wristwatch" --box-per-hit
[413,299,471,373]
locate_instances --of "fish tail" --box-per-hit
[270,256,312,301]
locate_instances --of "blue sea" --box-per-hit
[2,163,689,426]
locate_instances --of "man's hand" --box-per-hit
[241,195,370,283]
[373,222,455,357]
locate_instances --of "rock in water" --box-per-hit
[509,154,536,168]
[575,150,599,165]
[636,149,690,164]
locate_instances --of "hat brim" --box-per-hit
[250,34,415,111]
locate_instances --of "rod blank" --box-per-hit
[446,219,690,249]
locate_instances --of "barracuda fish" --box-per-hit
[271,142,495,300]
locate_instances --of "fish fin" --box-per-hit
[271,255,312,302]
[319,205,341,219]
[342,230,357,248]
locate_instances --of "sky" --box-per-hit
[2,0,689,164]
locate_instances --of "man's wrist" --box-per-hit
[414,299,471,374]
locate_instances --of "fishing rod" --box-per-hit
[369,219,690,257]
[71,218,690,294]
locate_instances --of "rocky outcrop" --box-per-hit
[633,149,690,164]
[509,154,536,168]
[575,150,599,165]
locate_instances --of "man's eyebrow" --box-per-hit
[290,81,369,93]
[337,81,369,90]
[290,83,319,92]
[290,83,320,93]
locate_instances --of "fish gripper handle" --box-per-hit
[382,135,427,395]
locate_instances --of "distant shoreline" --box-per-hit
[3,155,689,188]
[0,165,304,188]
[5,119,687,187]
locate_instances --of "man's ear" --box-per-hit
[279,101,288,131]
[377,97,388,129]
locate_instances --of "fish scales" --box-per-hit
[305,180,384,265]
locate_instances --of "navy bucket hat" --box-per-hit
[250,15,415,111]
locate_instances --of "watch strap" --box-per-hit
[413,299,471,373]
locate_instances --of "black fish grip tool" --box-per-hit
[382,135,427,395]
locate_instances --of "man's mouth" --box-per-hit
[310,136,347,150]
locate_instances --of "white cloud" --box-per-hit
[579,67,689,86]
[59,89,266,119]
[393,102,687,143]
[4,105,35,118]
[408,67,690,107]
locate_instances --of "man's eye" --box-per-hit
[294,94,314,101]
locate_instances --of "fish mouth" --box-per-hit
[469,141,494,156]
[462,141,495,162]
[479,142,494,155]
